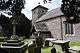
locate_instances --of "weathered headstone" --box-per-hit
[45,40,49,47]
[51,40,70,53]
[51,47,56,53]
[45,38,56,47]
[28,40,41,53]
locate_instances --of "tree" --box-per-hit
[43,0,80,23]
[10,13,32,38]
[0,14,11,36]
[0,0,32,38]
[0,0,25,15]
[61,0,80,23]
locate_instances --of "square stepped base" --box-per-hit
[1,39,28,53]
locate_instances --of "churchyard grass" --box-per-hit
[41,41,80,53]
[41,47,53,53]
[24,47,53,53]
[24,39,80,53]
[69,41,80,47]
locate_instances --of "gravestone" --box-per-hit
[51,40,70,53]
[51,47,56,53]
[45,38,56,47]
[45,40,49,47]
[28,40,41,53]
[1,38,28,53]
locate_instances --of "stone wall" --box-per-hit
[36,16,80,40]
[73,23,80,35]
[44,16,66,39]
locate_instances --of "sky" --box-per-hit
[22,0,62,20]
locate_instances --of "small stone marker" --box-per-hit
[45,38,56,47]
[51,40,70,53]
[51,47,56,53]
[28,41,41,53]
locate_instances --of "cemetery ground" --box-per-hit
[0,38,80,53]
[24,47,53,53]
[23,39,80,53]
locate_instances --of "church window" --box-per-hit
[64,22,73,34]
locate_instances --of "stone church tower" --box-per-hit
[32,5,48,25]
[31,5,52,38]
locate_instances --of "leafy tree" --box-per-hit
[61,0,80,23]
[43,0,80,23]
[0,14,11,36]
[10,13,32,38]
[0,0,32,38]
[0,0,25,15]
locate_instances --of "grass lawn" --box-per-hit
[24,47,53,53]
[41,47,53,53]
[24,41,80,53]
[41,41,80,53]
[69,41,80,47]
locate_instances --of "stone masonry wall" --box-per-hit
[73,23,80,35]
[44,16,66,39]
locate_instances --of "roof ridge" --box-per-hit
[36,7,63,22]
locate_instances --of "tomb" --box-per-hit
[51,40,70,53]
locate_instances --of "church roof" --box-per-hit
[36,7,64,22]
[34,23,49,31]
[32,5,48,11]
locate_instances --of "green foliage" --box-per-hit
[23,47,53,53]
[61,0,80,23]
[61,0,80,17]
[0,14,11,36]
[0,0,25,15]
[41,47,53,53]
[10,13,32,37]
[0,32,4,37]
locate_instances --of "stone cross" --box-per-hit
[11,18,19,40]
[12,19,17,35]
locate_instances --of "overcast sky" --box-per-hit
[21,0,62,20]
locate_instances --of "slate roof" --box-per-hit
[36,7,64,22]
[34,23,48,31]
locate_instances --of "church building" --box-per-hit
[32,5,80,40]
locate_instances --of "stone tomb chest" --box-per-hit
[1,39,28,53]
[51,40,70,53]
